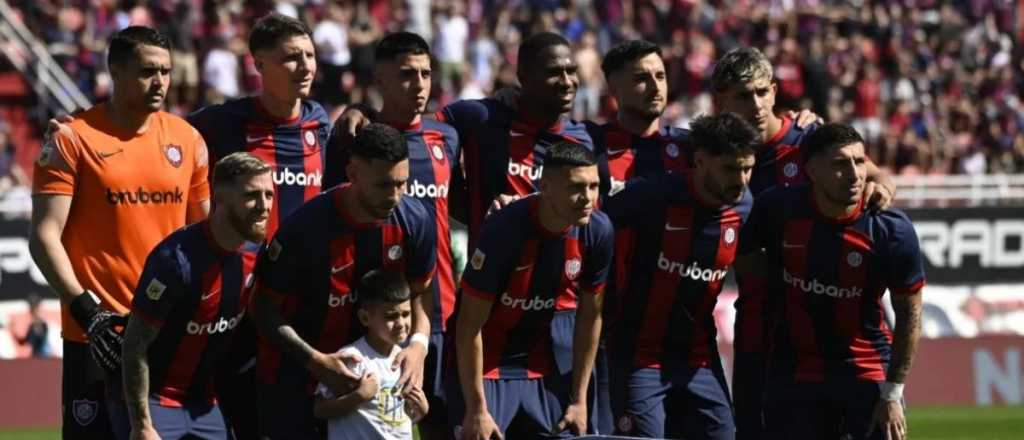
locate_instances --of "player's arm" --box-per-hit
[312,364,379,420]
[121,315,162,436]
[186,132,212,222]
[560,286,602,435]
[29,194,82,303]
[455,293,503,440]
[393,275,432,393]
[888,291,922,385]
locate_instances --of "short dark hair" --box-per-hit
[518,32,570,74]
[212,152,272,187]
[601,39,662,78]
[249,13,312,54]
[544,141,596,169]
[802,123,865,161]
[358,270,411,308]
[689,113,760,157]
[710,47,773,93]
[107,26,171,68]
[375,32,430,62]
[351,123,408,162]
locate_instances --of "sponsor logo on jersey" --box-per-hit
[657,253,728,282]
[508,162,543,180]
[164,144,183,167]
[36,139,56,166]
[405,179,449,199]
[145,278,167,301]
[273,168,322,187]
[783,268,863,298]
[106,187,184,205]
[186,311,245,335]
[328,290,358,308]
[500,292,555,311]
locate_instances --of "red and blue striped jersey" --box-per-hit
[253,184,437,389]
[187,97,331,236]
[435,98,593,249]
[748,116,820,196]
[602,171,752,370]
[588,121,692,198]
[131,221,259,407]
[739,185,925,383]
[461,196,613,379]
[324,120,461,333]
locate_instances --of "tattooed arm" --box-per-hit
[122,315,162,437]
[887,291,923,384]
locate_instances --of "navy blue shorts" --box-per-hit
[109,398,227,440]
[591,341,613,435]
[611,364,735,439]
[256,383,322,440]
[449,375,576,439]
[418,331,449,428]
[764,380,890,440]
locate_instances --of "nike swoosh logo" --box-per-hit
[782,242,804,249]
[664,224,689,231]
[331,262,354,274]
[607,148,628,155]
[99,149,123,158]
[510,130,527,137]
[201,290,220,301]
[246,135,266,144]
[515,264,533,271]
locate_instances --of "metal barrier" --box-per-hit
[893,174,1024,208]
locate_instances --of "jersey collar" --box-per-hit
[764,115,793,148]
[809,188,864,225]
[528,195,571,238]
[253,96,302,125]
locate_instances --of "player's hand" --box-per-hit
[309,350,363,396]
[335,105,372,140]
[786,109,823,129]
[863,180,894,211]
[868,399,907,440]
[487,194,521,217]
[492,86,521,111]
[129,424,161,440]
[393,341,426,394]
[556,401,588,435]
[460,410,503,440]
[403,386,430,422]
[354,371,379,401]
[70,291,127,374]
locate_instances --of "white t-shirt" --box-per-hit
[435,14,468,63]
[313,20,351,67]
[316,337,412,440]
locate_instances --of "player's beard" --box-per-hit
[357,189,397,220]
[706,174,744,205]
[227,205,268,242]
[624,97,665,121]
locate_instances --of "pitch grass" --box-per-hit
[1,405,1020,439]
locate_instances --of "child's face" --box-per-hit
[361,300,412,346]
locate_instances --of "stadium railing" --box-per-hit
[893,174,1024,208]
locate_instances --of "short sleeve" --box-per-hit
[885,213,926,295]
[581,214,614,292]
[601,175,662,227]
[32,128,81,195]
[189,129,211,203]
[323,124,352,189]
[460,215,518,302]
[131,244,186,326]
[436,99,489,138]
[401,202,438,287]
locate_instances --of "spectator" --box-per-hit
[16,294,52,358]
[434,0,469,94]
[203,37,241,103]
[313,3,353,107]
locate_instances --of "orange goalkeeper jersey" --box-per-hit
[32,103,210,342]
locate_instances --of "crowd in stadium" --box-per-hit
[3,0,1023,181]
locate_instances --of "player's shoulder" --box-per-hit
[300,99,330,125]
[277,190,335,235]
[662,125,691,142]
[187,97,252,124]
[560,118,593,144]
[870,208,917,238]
[155,110,204,141]
[421,118,459,139]
[151,223,202,266]
[585,210,613,236]
[756,182,805,205]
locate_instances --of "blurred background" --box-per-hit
[0,0,1021,438]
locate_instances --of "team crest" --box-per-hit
[145,278,167,301]
[304,130,316,146]
[72,399,98,426]
[470,249,486,270]
[724,227,736,245]
[431,144,445,161]
[164,144,183,168]
[267,239,283,261]
[665,143,680,158]
[617,414,634,434]
[783,162,799,178]
[847,251,863,267]
[565,258,582,280]
[387,245,403,261]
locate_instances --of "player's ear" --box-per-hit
[693,149,706,169]
[346,158,359,184]
[357,308,371,327]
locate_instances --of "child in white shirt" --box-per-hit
[313,270,429,440]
